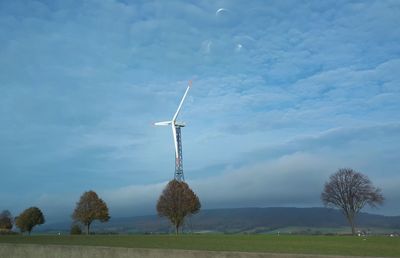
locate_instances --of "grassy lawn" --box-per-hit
[0,234,399,257]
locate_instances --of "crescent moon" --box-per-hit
[216,8,228,16]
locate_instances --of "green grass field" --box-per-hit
[1,234,399,257]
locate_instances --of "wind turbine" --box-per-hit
[154,81,192,182]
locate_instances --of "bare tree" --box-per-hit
[321,168,384,235]
[157,180,201,234]
[0,210,13,231]
[72,190,110,234]
[15,207,45,235]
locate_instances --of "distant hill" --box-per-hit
[39,207,400,234]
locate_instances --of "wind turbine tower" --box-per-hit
[154,81,192,181]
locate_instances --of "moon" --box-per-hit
[216,8,229,16]
[215,8,237,25]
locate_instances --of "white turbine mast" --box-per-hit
[154,81,192,181]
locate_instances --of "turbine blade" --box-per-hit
[172,81,192,122]
[154,121,172,126]
[172,125,179,158]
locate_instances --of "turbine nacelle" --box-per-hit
[174,122,186,127]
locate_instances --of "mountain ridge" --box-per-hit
[39,207,400,234]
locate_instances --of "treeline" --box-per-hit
[1,168,385,236]
[0,191,111,235]
[0,179,199,235]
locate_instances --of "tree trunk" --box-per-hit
[347,215,356,236]
[350,220,356,236]
[86,223,90,235]
[175,224,179,235]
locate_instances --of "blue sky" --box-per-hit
[1,0,399,223]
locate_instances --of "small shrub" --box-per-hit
[70,224,82,235]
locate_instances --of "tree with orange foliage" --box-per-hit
[72,190,110,234]
[157,180,201,234]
